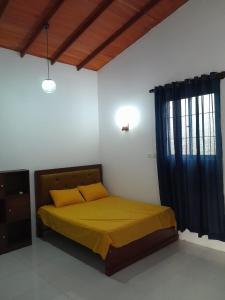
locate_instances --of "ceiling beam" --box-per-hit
[20,0,64,58]
[0,0,10,19]
[51,0,114,65]
[77,0,161,70]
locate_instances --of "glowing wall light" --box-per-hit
[115,106,140,132]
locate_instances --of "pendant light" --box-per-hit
[42,23,56,94]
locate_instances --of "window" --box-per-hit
[167,93,216,155]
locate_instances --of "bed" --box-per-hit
[35,164,178,275]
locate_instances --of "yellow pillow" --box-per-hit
[78,182,109,202]
[50,188,85,208]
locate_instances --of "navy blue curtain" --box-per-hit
[154,73,225,241]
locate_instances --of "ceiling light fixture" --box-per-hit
[42,23,56,94]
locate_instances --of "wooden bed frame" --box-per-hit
[35,164,178,275]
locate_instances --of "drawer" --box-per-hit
[5,194,30,223]
[0,225,7,251]
[0,175,5,199]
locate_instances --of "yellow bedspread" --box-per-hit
[38,196,176,259]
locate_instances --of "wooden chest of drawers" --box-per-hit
[0,170,31,254]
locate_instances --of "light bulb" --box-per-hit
[42,79,56,93]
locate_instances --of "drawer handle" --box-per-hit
[0,184,4,188]
[19,191,24,195]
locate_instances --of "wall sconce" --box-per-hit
[115,106,140,132]
[122,124,129,132]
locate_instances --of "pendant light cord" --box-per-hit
[44,23,50,80]
[41,22,56,93]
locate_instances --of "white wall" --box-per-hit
[98,0,225,250]
[0,48,100,231]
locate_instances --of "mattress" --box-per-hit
[38,196,176,259]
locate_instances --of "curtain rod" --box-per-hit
[149,71,225,93]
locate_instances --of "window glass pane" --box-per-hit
[191,114,196,138]
[191,97,196,115]
[199,113,203,138]
[181,116,189,142]
[170,139,175,155]
[191,137,197,155]
[203,112,210,137]
[181,98,188,116]
[212,137,216,155]
[198,96,202,114]
[182,138,190,155]
[204,94,210,113]
[167,93,216,156]
[204,137,216,155]
[167,101,175,155]
[169,101,173,117]
[169,116,174,140]
[199,137,204,155]
[202,94,215,113]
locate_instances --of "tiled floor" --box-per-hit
[1,232,225,300]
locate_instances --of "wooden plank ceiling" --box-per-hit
[0,0,188,71]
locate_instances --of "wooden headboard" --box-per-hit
[34,164,102,211]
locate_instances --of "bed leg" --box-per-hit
[105,263,113,276]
